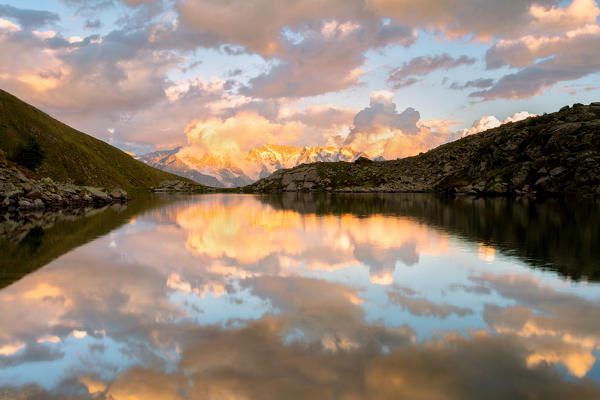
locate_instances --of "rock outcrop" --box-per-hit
[247,102,600,197]
[0,151,128,211]
[150,180,214,193]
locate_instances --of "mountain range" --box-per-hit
[137,144,374,187]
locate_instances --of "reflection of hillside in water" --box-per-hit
[0,194,173,289]
[259,193,600,281]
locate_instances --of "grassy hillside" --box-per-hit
[0,89,201,189]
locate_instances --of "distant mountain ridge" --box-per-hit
[138,144,371,187]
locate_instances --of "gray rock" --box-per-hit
[109,188,128,200]
[27,190,43,200]
[86,187,110,202]
[550,166,567,176]
[32,199,45,209]
[18,199,33,209]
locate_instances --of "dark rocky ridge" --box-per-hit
[247,102,600,197]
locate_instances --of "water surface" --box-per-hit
[1,193,599,399]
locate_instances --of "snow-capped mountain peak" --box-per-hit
[138,144,376,187]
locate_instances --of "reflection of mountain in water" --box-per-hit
[258,193,600,281]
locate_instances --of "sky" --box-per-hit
[0,0,599,158]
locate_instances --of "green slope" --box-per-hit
[0,89,201,189]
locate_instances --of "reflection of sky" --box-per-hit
[1,194,600,398]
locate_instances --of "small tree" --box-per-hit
[14,138,44,170]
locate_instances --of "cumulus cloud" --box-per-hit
[459,111,536,136]
[337,90,457,159]
[530,0,600,33]
[181,111,303,160]
[388,53,476,89]
[282,105,356,129]
[347,90,420,140]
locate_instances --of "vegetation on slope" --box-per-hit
[0,89,204,189]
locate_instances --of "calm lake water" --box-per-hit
[1,193,600,399]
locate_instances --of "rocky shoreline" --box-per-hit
[1,155,128,212]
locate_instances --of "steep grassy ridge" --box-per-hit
[0,89,200,189]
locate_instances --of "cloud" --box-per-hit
[84,19,102,29]
[282,105,356,129]
[239,19,415,98]
[347,90,420,140]
[0,4,60,29]
[172,0,416,98]
[339,90,457,159]
[459,111,536,136]
[367,0,558,40]
[176,0,373,55]
[530,0,600,33]
[478,272,600,378]
[387,286,473,318]
[473,16,600,100]
[449,78,495,90]
[388,53,476,89]
[180,111,304,164]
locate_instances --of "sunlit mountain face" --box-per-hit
[1,194,599,399]
[138,144,370,187]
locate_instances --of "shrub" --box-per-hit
[14,137,44,170]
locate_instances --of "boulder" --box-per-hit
[86,187,111,203]
[109,188,128,201]
[26,190,43,200]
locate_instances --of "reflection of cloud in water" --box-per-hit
[387,285,474,319]
[1,195,600,398]
[480,273,600,378]
[174,195,449,284]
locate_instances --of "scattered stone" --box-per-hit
[0,152,128,211]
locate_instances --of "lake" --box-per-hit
[1,193,600,399]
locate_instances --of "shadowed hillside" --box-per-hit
[247,103,600,197]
